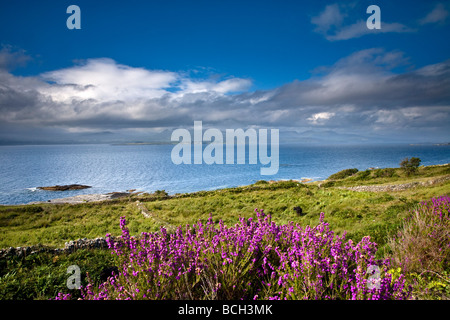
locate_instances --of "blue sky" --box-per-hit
[0,0,449,144]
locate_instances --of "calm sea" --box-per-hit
[0,144,449,205]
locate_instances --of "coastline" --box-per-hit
[2,163,449,206]
[1,144,449,206]
[2,178,315,206]
[25,191,135,205]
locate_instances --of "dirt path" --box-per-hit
[135,200,176,231]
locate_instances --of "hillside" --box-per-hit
[0,163,448,300]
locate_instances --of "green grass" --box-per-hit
[1,164,448,250]
[0,249,114,300]
[0,163,449,299]
[322,163,450,187]
[0,201,149,248]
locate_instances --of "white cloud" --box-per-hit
[307,112,335,124]
[39,58,252,106]
[212,78,252,94]
[0,45,32,70]
[311,4,414,41]
[178,77,251,95]
[41,58,179,102]
[1,49,449,144]
[0,57,254,128]
[311,4,346,34]
[326,21,414,41]
[419,3,449,25]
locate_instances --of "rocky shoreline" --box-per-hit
[24,179,313,205]
[28,191,135,205]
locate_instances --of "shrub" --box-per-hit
[0,249,114,300]
[400,157,421,176]
[388,195,450,274]
[267,180,303,190]
[56,210,411,300]
[351,170,371,181]
[328,168,359,180]
[153,190,169,197]
[321,181,335,188]
[23,206,45,214]
[374,168,397,178]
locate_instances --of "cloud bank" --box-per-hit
[0,47,449,144]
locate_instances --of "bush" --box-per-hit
[254,180,269,185]
[400,157,421,176]
[388,195,450,274]
[351,170,371,181]
[328,168,359,180]
[374,168,397,178]
[56,211,412,300]
[0,249,114,300]
[321,181,335,188]
[153,190,169,197]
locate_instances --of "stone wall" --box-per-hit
[340,175,450,192]
[0,236,118,258]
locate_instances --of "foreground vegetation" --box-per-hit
[0,163,449,299]
[59,211,412,300]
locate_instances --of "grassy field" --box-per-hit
[0,163,449,299]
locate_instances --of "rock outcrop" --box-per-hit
[38,184,91,191]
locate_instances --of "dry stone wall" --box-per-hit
[0,236,118,258]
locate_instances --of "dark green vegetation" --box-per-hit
[0,250,113,300]
[400,157,422,176]
[327,168,359,180]
[322,162,449,187]
[0,163,449,299]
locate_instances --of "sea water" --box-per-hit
[0,144,448,205]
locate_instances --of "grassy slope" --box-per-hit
[0,164,449,299]
[1,164,448,250]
